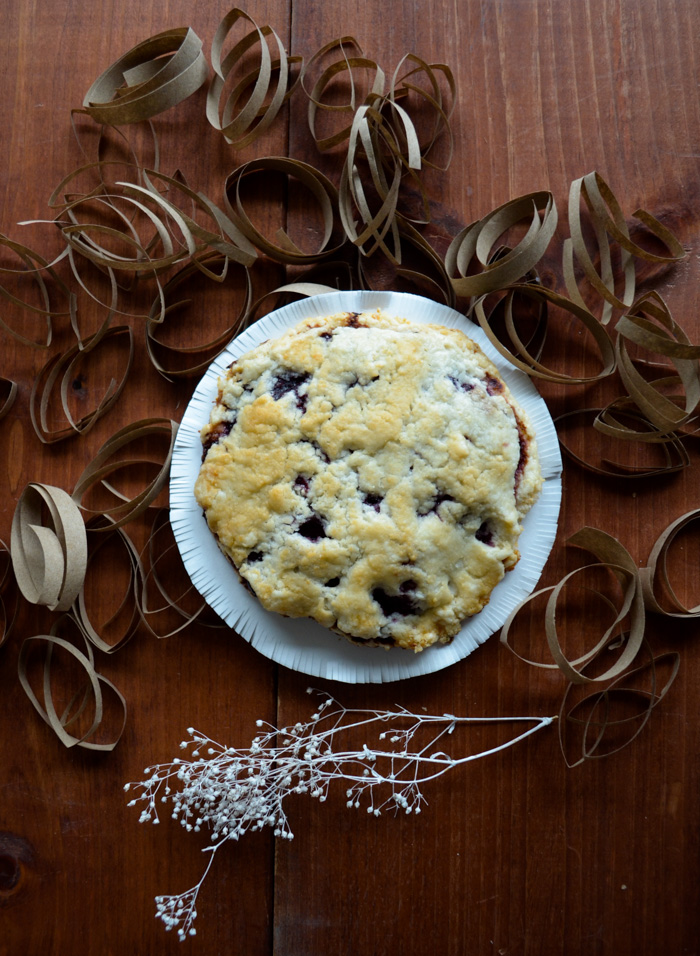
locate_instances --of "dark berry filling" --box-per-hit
[485,376,503,396]
[372,585,420,618]
[417,492,455,517]
[476,521,494,546]
[298,515,326,541]
[449,375,475,393]
[246,550,263,563]
[271,370,310,411]
[325,577,340,587]
[202,419,235,459]
[320,331,333,340]
[514,420,528,494]
[294,475,311,496]
[363,493,383,511]
[303,439,330,463]
[344,312,366,328]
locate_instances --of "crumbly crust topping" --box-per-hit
[195,309,542,651]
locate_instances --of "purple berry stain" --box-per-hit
[202,419,235,459]
[449,375,475,393]
[294,475,311,496]
[298,515,326,541]
[271,370,310,411]
[372,584,419,617]
[476,521,494,546]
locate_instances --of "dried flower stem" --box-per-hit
[126,689,555,940]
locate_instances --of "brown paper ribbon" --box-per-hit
[557,647,680,766]
[10,484,88,612]
[72,517,144,653]
[556,406,691,478]
[71,418,178,530]
[138,509,225,637]
[0,234,71,348]
[81,28,209,125]
[474,285,616,383]
[224,157,345,264]
[0,540,19,649]
[564,171,686,324]
[445,192,559,299]
[29,326,134,444]
[207,8,302,148]
[640,510,700,618]
[500,527,645,685]
[17,617,126,750]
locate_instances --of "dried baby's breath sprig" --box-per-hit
[126,690,554,940]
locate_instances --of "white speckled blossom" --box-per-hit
[126,689,554,940]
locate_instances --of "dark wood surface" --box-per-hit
[1,1,699,954]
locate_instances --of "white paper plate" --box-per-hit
[170,291,562,683]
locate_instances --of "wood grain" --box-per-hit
[1,1,699,955]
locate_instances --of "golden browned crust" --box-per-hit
[195,309,542,651]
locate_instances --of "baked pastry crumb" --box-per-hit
[195,309,542,651]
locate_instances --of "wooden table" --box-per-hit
[2,1,699,954]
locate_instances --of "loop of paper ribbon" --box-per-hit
[640,509,700,618]
[81,27,209,126]
[224,157,346,264]
[145,253,253,381]
[72,518,145,653]
[500,527,645,685]
[29,325,134,444]
[445,191,559,299]
[71,418,178,530]
[207,8,302,148]
[17,619,126,750]
[557,647,681,767]
[10,483,88,612]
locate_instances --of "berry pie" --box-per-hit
[194,309,542,651]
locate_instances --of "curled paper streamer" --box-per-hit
[10,483,88,612]
[389,54,455,170]
[563,171,686,325]
[558,647,680,767]
[120,168,259,270]
[81,28,209,125]
[207,8,302,148]
[71,418,178,530]
[303,37,385,152]
[473,285,616,384]
[640,510,700,618]
[146,254,253,381]
[0,377,18,420]
[224,157,345,264]
[0,234,71,348]
[500,527,645,685]
[29,325,134,444]
[556,406,691,478]
[0,540,19,649]
[57,190,194,276]
[337,90,428,261]
[445,191,559,299]
[17,617,126,751]
[358,219,457,308]
[614,291,700,433]
[65,248,121,349]
[138,509,225,637]
[73,518,145,653]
